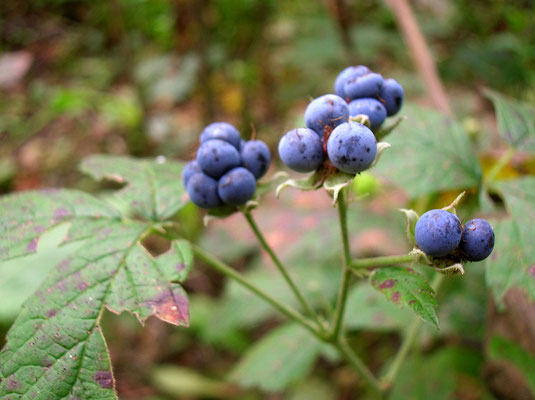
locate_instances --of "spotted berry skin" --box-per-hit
[196,139,241,178]
[380,79,404,116]
[182,160,201,187]
[200,122,241,149]
[459,219,495,261]
[415,210,462,257]
[326,122,377,174]
[304,94,349,138]
[218,167,256,206]
[186,173,222,209]
[334,65,371,99]
[241,140,271,179]
[278,128,324,173]
[344,73,384,101]
[348,98,387,130]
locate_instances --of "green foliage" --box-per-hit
[486,177,535,305]
[0,157,193,399]
[230,323,322,391]
[370,266,438,328]
[374,104,482,198]
[485,90,535,151]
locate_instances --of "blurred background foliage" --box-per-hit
[1,0,534,399]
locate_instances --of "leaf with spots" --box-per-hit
[80,154,187,221]
[229,323,322,391]
[374,104,482,198]
[0,188,193,399]
[370,266,438,328]
[486,177,535,306]
[485,89,535,151]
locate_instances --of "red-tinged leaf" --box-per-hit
[370,266,438,328]
[0,187,193,399]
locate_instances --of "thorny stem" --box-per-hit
[350,254,416,270]
[331,189,352,340]
[190,243,324,341]
[243,212,324,331]
[381,273,445,389]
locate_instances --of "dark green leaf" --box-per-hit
[80,155,187,221]
[486,177,535,305]
[0,190,192,399]
[370,266,438,328]
[230,323,322,391]
[488,336,535,395]
[374,104,482,198]
[485,89,535,150]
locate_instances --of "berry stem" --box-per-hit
[349,254,415,270]
[380,273,444,389]
[331,188,352,340]
[243,211,325,331]
[190,243,324,340]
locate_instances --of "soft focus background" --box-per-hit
[1,1,535,399]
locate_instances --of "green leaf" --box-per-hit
[370,266,438,328]
[276,171,323,197]
[485,89,535,150]
[345,283,411,331]
[488,336,535,395]
[390,347,493,400]
[230,323,322,391]
[374,104,482,198]
[486,177,535,305]
[80,154,187,221]
[375,116,406,141]
[0,189,192,399]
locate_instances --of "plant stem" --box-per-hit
[243,212,322,329]
[335,339,384,400]
[190,243,324,340]
[484,147,515,185]
[331,189,352,339]
[350,254,415,270]
[381,273,444,388]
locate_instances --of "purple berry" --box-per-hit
[415,210,462,257]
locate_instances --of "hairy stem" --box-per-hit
[331,189,352,339]
[381,273,445,388]
[335,339,384,399]
[190,243,324,340]
[243,212,323,329]
[350,254,415,270]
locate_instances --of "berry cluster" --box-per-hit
[183,122,271,209]
[278,65,404,176]
[415,209,495,262]
[335,65,404,130]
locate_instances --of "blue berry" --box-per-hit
[278,128,324,173]
[334,65,371,99]
[218,167,256,206]
[304,94,349,137]
[348,98,387,130]
[380,79,404,116]
[186,173,222,209]
[326,122,377,174]
[182,160,201,187]
[241,140,271,179]
[415,210,462,257]
[459,219,495,261]
[344,73,384,100]
[196,139,241,178]
[200,122,241,149]
[239,139,247,152]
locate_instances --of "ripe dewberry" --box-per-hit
[415,210,462,257]
[459,219,495,261]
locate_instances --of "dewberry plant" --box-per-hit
[0,66,534,400]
